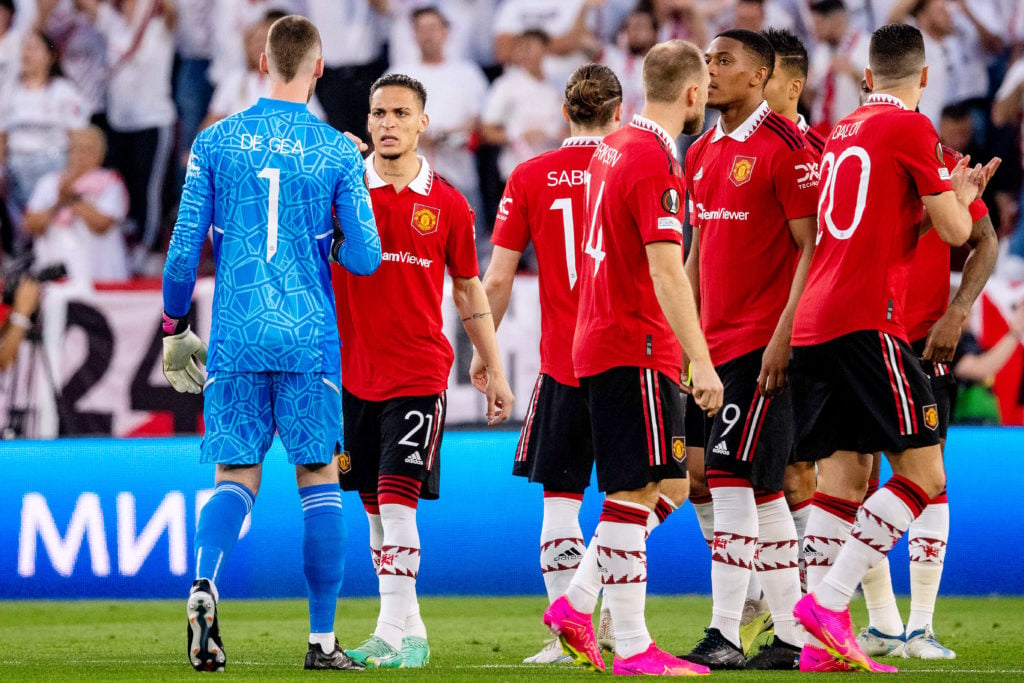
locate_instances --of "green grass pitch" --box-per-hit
[1,596,1021,681]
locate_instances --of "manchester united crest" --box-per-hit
[338,451,352,474]
[671,436,686,464]
[729,156,756,186]
[923,404,939,431]
[411,203,440,235]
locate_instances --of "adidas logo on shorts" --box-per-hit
[405,451,424,465]
[712,440,730,456]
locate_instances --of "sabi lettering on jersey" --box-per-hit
[382,250,434,268]
[239,133,304,155]
[831,121,864,140]
[593,142,622,167]
[729,156,756,187]
[547,169,587,187]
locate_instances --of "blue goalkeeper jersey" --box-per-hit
[164,97,381,373]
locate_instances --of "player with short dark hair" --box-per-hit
[762,27,824,154]
[714,28,775,79]
[686,27,822,659]
[474,63,623,666]
[162,14,381,672]
[681,28,818,671]
[335,73,514,670]
[545,39,723,677]
[760,24,824,597]
[868,21,926,82]
[369,72,427,111]
[789,22,997,673]
[853,102,999,659]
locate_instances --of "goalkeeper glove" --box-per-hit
[162,311,208,394]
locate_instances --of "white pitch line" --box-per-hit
[4,660,1020,675]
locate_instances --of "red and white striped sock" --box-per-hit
[789,499,811,591]
[375,476,422,650]
[906,490,949,634]
[647,493,678,535]
[361,492,383,573]
[816,475,930,612]
[859,477,904,636]
[802,491,859,649]
[597,499,652,658]
[691,491,715,552]
[754,491,802,647]
[803,491,859,593]
[540,492,585,603]
[707,471,757,649]
[564,531,601,615]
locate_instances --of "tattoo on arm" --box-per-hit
[462,311,493,322]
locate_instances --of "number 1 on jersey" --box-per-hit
[549,197,578,290]
[257,167,280,261]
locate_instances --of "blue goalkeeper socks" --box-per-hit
[300,484,347,634]
[194,481,256,584]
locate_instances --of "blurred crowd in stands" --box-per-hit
[1,0,1024,275]
[0,1,1019,282]
[1,0,1024,404]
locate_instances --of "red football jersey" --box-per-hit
[492,137,600,387]
[686,102,820,365]
[793,94,954,345]
[904,145,989,342]
[573,116,687,381]
[798,114,827,158]
[334,155,479,400]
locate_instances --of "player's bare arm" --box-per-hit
[681,225,701,395]
[646,241,723,416]
[758,214,816,397]
[922,192,973,248]
[470,245,522,392]
[684,225,701,312]
[452,275,515,425]
[922,212,998,362]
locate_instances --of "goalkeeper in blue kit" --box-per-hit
[160,15,381,672]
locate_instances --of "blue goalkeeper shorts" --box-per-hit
[201,371,342,466]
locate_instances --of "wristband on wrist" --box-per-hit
[8,312,31,330]
[162,311,189,335]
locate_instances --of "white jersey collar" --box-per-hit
[865,93,909,110]
[629,115,678,158]
[561,136,603,147]
[711,100,772,143]
[365,153,434,196]
[797,113,811,134]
